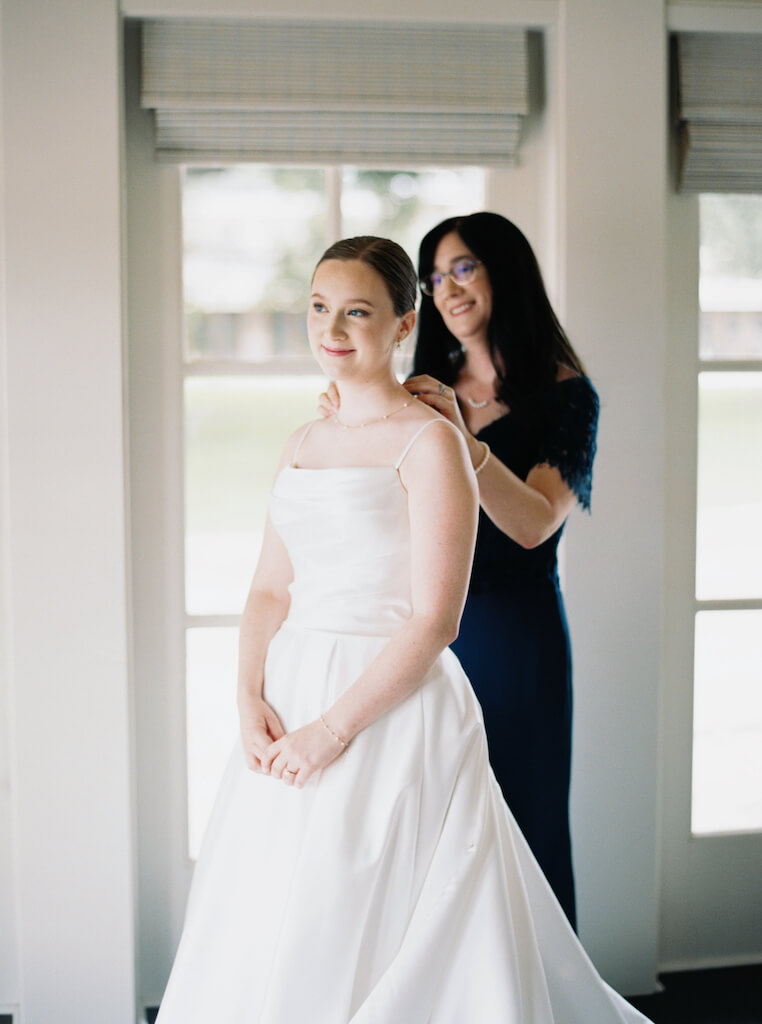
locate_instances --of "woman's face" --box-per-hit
[430,231,492,348]
[308,259,414,383]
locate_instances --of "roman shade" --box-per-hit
[140,19,529,166]
[673,32,762,193]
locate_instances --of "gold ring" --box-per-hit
[285,769,298,775]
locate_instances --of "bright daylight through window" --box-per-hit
[692,194,762,836]
[182,165,485,856]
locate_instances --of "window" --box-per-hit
[182,165,485,855]
[692,194,762,835]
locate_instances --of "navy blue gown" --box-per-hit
[450,376,599,932]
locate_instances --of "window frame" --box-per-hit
[691,196,762,836]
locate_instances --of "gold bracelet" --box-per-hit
[320,714,348,749]
[473,440,490,475]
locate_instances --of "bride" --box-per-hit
[156,236,650,1023]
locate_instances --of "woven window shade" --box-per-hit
[140,19,528,165]
[674,33,762,193]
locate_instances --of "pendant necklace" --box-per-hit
[334,396,415,429]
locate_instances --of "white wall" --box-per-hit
[558,0,665,990]
[123,21,190,1007]
[0,6,22,1010]
[0,1,136,1022]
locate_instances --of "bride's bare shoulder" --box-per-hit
[279,419,322,468]
[397,414,469,475]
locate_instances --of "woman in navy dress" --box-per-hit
[405,213,599,930]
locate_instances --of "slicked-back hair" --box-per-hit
[316,236,417,317]
[413,213,586,414]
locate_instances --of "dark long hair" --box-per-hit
[413,213,586,414]
[316,236,417,317]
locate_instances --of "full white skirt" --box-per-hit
[156,623,648,1023]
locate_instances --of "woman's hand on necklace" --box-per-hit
[403,374,500,474]
[402,374,471,435]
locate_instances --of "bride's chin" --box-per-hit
[317,361,354,380]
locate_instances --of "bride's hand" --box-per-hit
[238,693,286,773]
[317,380,340,419]
[262,719,346,789]
[404,375,470,439]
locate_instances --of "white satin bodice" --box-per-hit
[270,466,412,637]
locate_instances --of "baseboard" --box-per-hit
[658,952,762,974]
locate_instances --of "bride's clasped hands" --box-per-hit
[238,692,346,786]
[237,692,284,774]
[260,716,348,788]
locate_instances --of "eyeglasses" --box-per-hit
[419,258,482,297]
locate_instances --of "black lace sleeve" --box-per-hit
[534,377,599,512]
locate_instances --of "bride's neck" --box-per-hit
[335,378,408,424]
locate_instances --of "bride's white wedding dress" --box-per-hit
[156,420,650,1023]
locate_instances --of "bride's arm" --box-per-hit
[236,514,293,771]
[237,429,307,772]
[262,421,478,786]
[329,423,478,737]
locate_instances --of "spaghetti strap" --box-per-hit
[394,418,458,470]
[291,421,318,467]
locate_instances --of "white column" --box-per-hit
[1,1,136,1020]
[0,5,21,1007]
[559,0,664,993]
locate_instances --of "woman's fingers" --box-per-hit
[243,727,274,773]
[270,751,289,780]
[317,393,334,419]
[265,706,286,741]
[261,738,280,774]
[404,376,455,406]
[404,374,447,396]
[265,739,300,782]
[414,393,450,413]
[271,752,305,785]
[242,703,287,772]
[405,375,471,437]
[282,765,303,787]
[249,747,267,772]
[317,380,340,418]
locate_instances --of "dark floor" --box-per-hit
[143,963,761,1023]
[628,964,762,1023]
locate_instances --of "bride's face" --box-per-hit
[308,259,414,383]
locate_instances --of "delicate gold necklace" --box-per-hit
[334,396,415,429]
